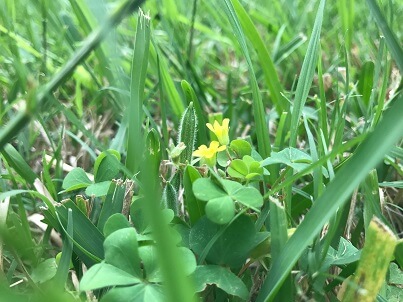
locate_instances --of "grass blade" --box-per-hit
[219,0,272,179]
[289,0,326,147]
[54,209,74,289]
[0,0,145,149]
[231,0,286,113]
[366,0,403,73]
[125,9,151,174]
[257,92,403,301]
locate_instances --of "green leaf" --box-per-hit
[205,196,235,225]
[257,91,403,300]
[230,139,252,158]
[192,265,249,300]
[54,208,74,289]
[323,237,361,267]
[55,199,104,267]
[222,180,263,211]
[193,178,227,201]
[183,165,204,225]
[138,245,161,282]
[101,283,164,302]
[62,167,92,192]
[395,241,403,269]
[389,262,403,284]
[85,181,111,197]
[104,228,142,278]
[31,258,57,284]
[261,147,328,177]
[357,61,374,106]
[1,143,37,184]
[103,213,131,237]
[97,180,127,231]
[248,161,263,175]
[94,150,121,182]
[190,215,256,268]
[227,159,248,179]
[230,0,285,113]
[139,245,196,283]
[80,262,141,291]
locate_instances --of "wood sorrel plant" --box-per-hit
[190,117,263,225]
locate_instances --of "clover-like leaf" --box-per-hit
[193,178,227,201]
[94,149,121,183]
[222,179,263,211]
[62,167,92,192]
[104,228,141,277]
[101,283,164,302]
[190,215,257,268]
[103,213,131,237]
[261,147,328,177]
[80,262,141,291]
[227,159,248,179]
[205,196,235,224]
[192,265,249,300]
[230,139,252,158]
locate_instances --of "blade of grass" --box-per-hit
[231,0,286,113]
[0,0,145,149]
[126,9,151,175]
[289,0,326,148]
[269,199,293,301]
[256,92,403,301]
[317,46,329,145]
[150,41,185,117]
[337,0,355,51]
[219,0,273,181]
[366,0,403,73]
[54,208,73,290]
[141,138,198,302]
[1,144,37,185]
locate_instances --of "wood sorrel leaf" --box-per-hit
[101,283,164,302]
[221,179,263,211]
[62,167,92,192]
[103,213,131,237]
[192,265,249,300]
[104,228,141,278]
[205,196,235,225]
[193,178,227,201]
[190,215,256,268]
[230,139,252,158]
[80,262,141,291]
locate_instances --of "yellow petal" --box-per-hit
[206,123,214,132]
[222,118,230,129]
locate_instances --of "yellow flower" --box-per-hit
[206,118,230,145]
[193,141,226,167]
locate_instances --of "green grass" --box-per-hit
[0,0,402,301]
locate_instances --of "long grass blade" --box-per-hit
[0,0,145,149]
[231,0,286,113]
[125,9,151,174]
[289,0,326,147]
[257,92,403,301]
[219,0,272,178]
[366,0,403,73]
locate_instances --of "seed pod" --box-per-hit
[178,102,198,164]
[161,181,179,216]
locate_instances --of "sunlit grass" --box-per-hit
[0,0,402,301]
